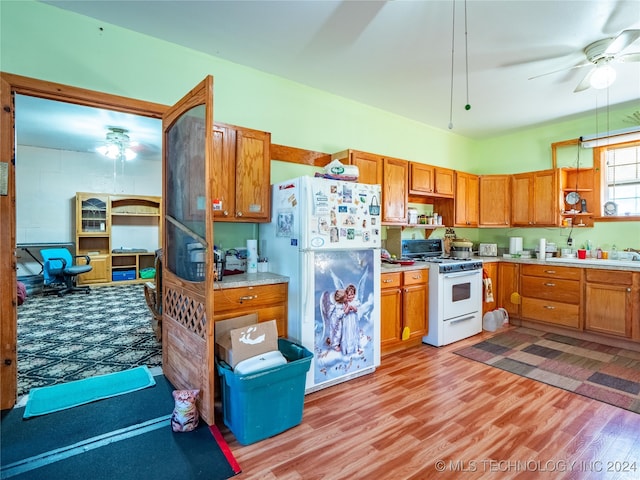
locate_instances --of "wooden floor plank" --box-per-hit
[217,329,640,479]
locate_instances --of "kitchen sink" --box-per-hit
[545,257,640,268]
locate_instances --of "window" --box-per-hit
[595,140,640,218]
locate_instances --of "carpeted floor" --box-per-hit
[454,327,640,414]
[17,284,162,397]
[1,375,241,480]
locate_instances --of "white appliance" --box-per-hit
[400,239,483,347]
[259,176,382,393]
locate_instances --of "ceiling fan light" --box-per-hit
[590,64,617,89]
[124,148,137,161]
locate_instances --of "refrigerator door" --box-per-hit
[300,177,381,251]
[300,248,381,392]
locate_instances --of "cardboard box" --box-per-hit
[215,314,279,368]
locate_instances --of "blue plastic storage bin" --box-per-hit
[112,269,136,281]
[216,338,312,445]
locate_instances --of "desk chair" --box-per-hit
[41,248,93,296]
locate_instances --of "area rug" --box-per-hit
[23,365,156,419]
[454,327,640,414]
[2,375,241,480]
[17,284,162,396]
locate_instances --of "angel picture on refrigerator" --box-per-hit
[315,250,375,383]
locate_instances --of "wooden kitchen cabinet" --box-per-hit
[331,149,383,186]
[454,171,479,227]
[213,282,288,337]
[479,175,511,227]
[498,262,519,319]
[482,262,499,317]
[511,169,557,227]
[381,269,428,355]
[584,269,636,339]
[409,163,454,198]
[382,157,409,224]
[520,264,581,329]
[212,122,271,222]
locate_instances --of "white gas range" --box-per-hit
[401,239,483,346]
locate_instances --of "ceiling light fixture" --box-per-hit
[96,127,137,160]
[589,60,617,89]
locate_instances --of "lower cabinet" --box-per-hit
[482,262,498,317]
[498,262,520,319]
[381,269,428,355]
[77,254,110,284]
[213,282,288,336]
[520,264,581,329]
[584,269,635,339]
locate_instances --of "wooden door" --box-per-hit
[0,75,17,409]
[479,175,511,227]
[380,285,402,351]
[350,151,382,186]
[403,282,428,339]
[162,76,216,424]
[532,169,556,226]
[434,167,455,197]
[455,172,478,227]
[234,127,271,221]
[482,262,499,316]
[511,173,532,226]
[211,123,235,221]
[498,262,520,319]
[382,157,408,224]
[409,163,434,194]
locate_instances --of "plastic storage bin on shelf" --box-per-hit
[216,338,312,445]
[112,269,136,281]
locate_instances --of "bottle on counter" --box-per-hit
[611,245,618,259]
[596,246,602,259]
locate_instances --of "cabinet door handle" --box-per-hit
[382,279,394,283]
[544,282,555,287]
[544,305,555,310]
[223,210,229,216]
[544,270,556,274]
[411,274,422,280]
[627,288,632,293]
[239,294,257,303]
[236,211,243,217]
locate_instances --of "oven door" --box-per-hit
[441,269,482,321]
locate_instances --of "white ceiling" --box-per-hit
[19,0,640,154]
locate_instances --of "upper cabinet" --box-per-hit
[382,157,409,224]
[409,163,454,198]
[212,122,271,222]
[479,175,511,227]
[332,149,383,186]
[511,169,557,227]
[454,172,479,227]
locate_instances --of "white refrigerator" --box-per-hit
[259,176,381,393]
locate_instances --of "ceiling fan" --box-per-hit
[530,29,640,93]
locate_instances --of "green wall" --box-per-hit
[2,0,638,252]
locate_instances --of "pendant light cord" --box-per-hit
[464,0,469,107]
[448,0,456,129]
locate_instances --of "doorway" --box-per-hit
[0,72,167,409]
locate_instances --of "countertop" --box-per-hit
[381,255,640,273]
[214,257,639,288]
[213,272,289,290]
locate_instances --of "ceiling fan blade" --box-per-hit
[618,52,640,63]
[574,67,596,93]
[604,29,640,55]
[528,61,591,81]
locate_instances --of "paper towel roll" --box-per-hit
[247,239,258,273]
[509,237,523,255]
[539,238,546,261]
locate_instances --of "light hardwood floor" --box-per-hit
[218,328,640,480]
